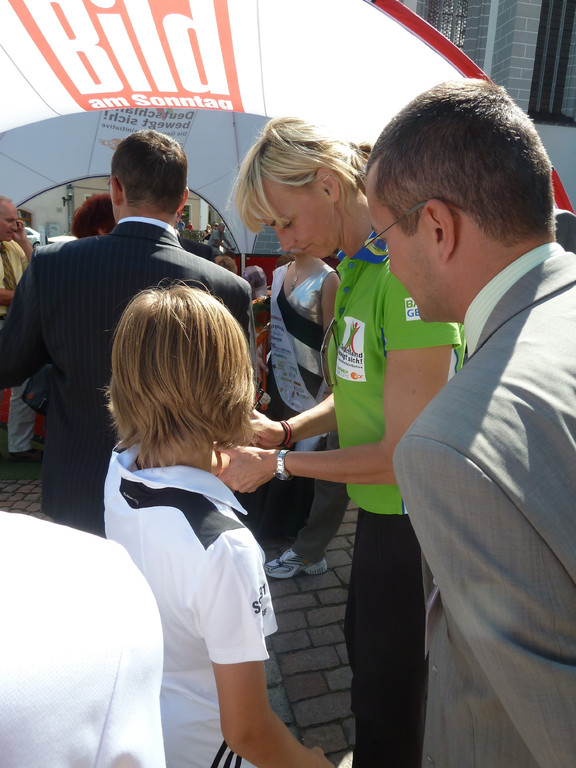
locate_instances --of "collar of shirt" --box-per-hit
[117,216,174,232]
[338,233,389,265]
[464,242,563,355]
[115,445,248,517]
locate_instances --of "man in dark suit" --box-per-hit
[178,232,215,261]
[0,130,254,536]
[366,80,576,767]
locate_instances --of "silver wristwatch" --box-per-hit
[274,449,293,481]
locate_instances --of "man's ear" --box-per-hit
[177,188,189,213]
[420,199,457,263]
[109,175,125,207]
[315,169,340,203]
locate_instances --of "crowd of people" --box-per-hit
[1,77,576,768]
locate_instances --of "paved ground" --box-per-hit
[0,479,45,519]
[0,478,356,766]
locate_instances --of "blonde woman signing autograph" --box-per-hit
[220,117,464,768]
[236,219,349,575]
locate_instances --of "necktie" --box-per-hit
[1,242,17,291]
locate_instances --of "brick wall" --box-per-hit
[489,0,541,109]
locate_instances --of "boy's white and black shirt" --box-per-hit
[104,446,277,768]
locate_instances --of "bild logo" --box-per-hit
[10,0,243,113]
[405,298,420,321]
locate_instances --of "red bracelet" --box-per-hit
[279,420,293,447]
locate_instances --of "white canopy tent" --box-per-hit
[1,0,570,250]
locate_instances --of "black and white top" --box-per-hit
[104,446,277,768]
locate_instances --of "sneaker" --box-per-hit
[264,548,328,579]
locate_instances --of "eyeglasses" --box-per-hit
[364,201,426,249]
[320,318,338,388]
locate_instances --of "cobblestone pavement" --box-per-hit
[0,479,45,519]
[261,504,356,767]
[0,479,356,767]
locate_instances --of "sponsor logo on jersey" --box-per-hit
[336,317,366,382]
[405,297,420,321]
[252,582,268,616]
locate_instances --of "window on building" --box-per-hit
[424,0,468,49]
[17,209,32,227]
[529,0,576,123]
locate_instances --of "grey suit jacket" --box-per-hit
[0,221,254,536]
[394,248,576,767]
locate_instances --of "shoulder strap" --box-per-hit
[277,283,324,351]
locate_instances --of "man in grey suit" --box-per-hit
[0,130,254,536]
[365,80,576,767]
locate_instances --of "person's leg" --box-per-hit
[345,510,426,768]
[294,430,349,563]
[293,477,348,562]
[265,431,349,577]
[8,382,38,456]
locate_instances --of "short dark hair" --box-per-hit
[368,80,555,244]
[111,130,187,215]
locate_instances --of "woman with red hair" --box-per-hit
[71,193,115,238]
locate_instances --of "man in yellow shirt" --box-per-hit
[0,196,42,462]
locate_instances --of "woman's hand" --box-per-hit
[218,446,277,492]
[251,409,286,448]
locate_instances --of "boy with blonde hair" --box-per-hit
[104,284,330,768]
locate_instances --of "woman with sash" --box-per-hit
[269,254,336,427]
[237,247,343,546]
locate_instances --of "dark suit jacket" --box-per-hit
[0,221,254,535]
[394,247,576,767]
[177,234,215,261]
